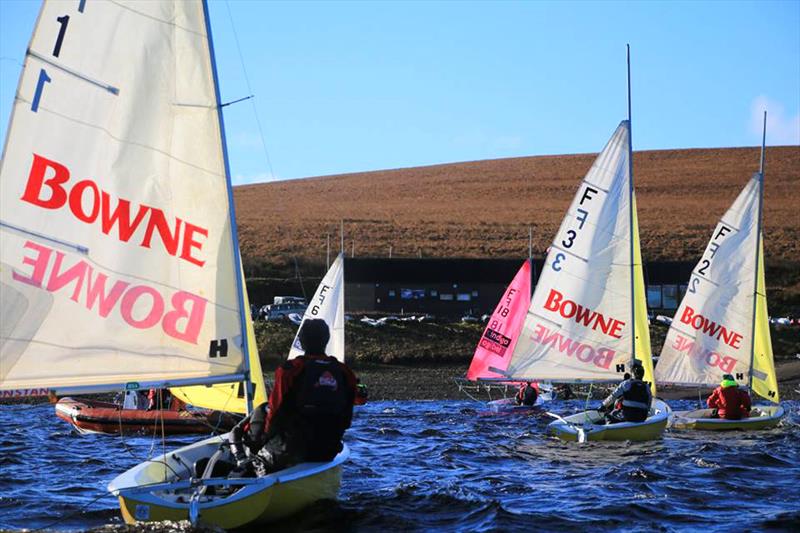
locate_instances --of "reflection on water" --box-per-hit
[1,400,798,531]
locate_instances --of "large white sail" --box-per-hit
[655,175,766,393]
[289,254,345,362]
[505,122,652,383]
[0,1,247,391]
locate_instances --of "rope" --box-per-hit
[223,0,275,179]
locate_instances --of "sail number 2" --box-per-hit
[30,3,83,113]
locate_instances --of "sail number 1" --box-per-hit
[31,3,84,113]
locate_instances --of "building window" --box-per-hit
[662,285,678,309]
[647,285,662,309]
[388,290,396,298]
[457,293,471,301]
[471,290,479,297]
[440,293,454,301]
[430,290,438,298]
[401,288,425,300]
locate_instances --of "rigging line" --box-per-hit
[224,0,275,179]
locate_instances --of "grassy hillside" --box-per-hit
[236,145,800,313]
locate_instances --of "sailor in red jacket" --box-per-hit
[707,374,752,420]
[256,318,357,473]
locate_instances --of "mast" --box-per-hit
[340,219,345,255]
[528,225,535,296]
[202,0,253,414]
[748,111,767,391]
[327,233,331,269]
[626,44,636,367]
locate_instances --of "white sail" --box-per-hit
[655,175,762,389]
[289,254,345,362]
[0,1,247,391]
[505,121,651,382]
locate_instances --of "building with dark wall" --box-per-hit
[344,257,696,317]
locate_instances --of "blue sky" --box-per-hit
[1,1,798,184]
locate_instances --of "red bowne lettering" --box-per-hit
[679,306,743,349]
[20,153,208,267]
[12,240,207,345]
[671,334,737,373]
[532,324,615,369]
[543,288,625,339]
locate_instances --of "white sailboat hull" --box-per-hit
[547,399,671,442]
[109,434,348,528]
[670,404,785,431]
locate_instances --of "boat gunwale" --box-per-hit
[109,438,349,511]
[547,399,671,437]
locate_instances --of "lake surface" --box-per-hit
[1,400,798,531]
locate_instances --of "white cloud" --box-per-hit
[232,172,279,186]
[750,96,800,145]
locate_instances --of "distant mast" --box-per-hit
[627,43,636,369]
[748,111,767,392]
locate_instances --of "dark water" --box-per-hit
[2,400,799,532]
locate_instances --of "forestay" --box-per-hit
[504,122,654,386]
[289,254,345,362]
[655,174,779,402]
[0,1,246,391]
[467,260,531,380]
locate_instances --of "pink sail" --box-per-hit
[467,261,532,380]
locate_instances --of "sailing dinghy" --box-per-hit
[288,253,346,363]
[489,49,669,442]
[655,114,784,431]
[0,0,347,527]
[463,260,550,412]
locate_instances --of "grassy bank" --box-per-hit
[255,318,800,367]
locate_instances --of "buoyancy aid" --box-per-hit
[295,358,348,416]
[621,379,651,411]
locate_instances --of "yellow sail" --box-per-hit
[170,268,268,414]
[632,197,656,395]
[751,238,779,403]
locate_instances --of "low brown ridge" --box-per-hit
[234,145,799,268]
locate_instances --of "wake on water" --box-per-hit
[1,400,798,532]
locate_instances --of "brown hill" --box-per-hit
[234,146,799,268]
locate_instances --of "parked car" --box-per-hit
[263,302,307,321]
[273,296,307,306]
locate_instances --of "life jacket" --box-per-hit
[295,358,347,417]
[517,384,538,406]
[621,379,651,411]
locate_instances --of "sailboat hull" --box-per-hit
[547,399,670,442]
[670,405,785,431]
[54,397,239,436]
[109,434,348,528]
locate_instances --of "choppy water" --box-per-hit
[1,400,799,531]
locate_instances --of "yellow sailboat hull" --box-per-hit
[547,399,670,442]
[671,405,785,431]
[109,434,348,529]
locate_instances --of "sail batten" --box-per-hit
[1,0,246,391]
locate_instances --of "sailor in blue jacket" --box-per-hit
[601,361,652,423]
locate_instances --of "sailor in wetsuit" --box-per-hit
[601,361,652,423]
[229,319,357,476]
